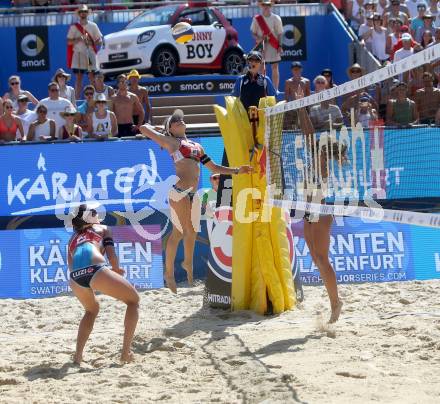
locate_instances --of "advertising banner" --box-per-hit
[281,17,307,61]
[1,138,222,219]
[0,225,163,299]
[16,26,50,72]
[281,127,440,204]
[292,217,415,285]
[139,76,237,96]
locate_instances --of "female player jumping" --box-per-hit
[138,109,253,293]
[68,204,139,363]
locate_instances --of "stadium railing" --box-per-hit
[0,1,328,26]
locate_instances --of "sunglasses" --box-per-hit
[50,88,59,92]
[211,176,220,181]
[18,99,28,103]
[5,105,13,110]
[315,81,326,84]
[64,113,76,117]
[96,101,106,104]
[351,69,362,73]
[37,109,47,114]
[10,82,19,86]
[84,92,94,96]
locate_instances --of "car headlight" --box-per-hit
[137,31,155,44]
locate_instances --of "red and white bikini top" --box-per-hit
[68,227,103,254]
[170,138,203,163]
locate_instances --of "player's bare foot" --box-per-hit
[329,300,343,324]
[181,261,193,285]
[120,351,134,363]
[164,272,177,294]
[73,353,83,365]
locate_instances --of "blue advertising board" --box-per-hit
[0,225,163,299]
[281,127,440,203]
[0,137,223,219]
[292,216,440,285]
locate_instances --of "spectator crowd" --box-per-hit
[0,1,439,144]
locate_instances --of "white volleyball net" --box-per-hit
[264,44,440,228]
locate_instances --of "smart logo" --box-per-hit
[21,34,45,57]
[16,26,50,72]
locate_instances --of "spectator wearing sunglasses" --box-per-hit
[309,76,343,131]
[370,13,390,64]
[27,104,56,141]
[77,85,96,132]
[383,0,410,27]
[414,14,435,43]
[342,64,378,122]
[87,93,117,139]
[321,68,336,88]
[411,3,429,37]
[53,68,76,106]
[37,82,75,134]
[15,94,36,139]
[0,99,25,143]
[59,105,82,141]
[3,75,38,111]
[407,0,427,19]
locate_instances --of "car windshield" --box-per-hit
[125,5,178,30]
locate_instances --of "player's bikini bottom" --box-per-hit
[172,184,196,202]
[70,264,107,288]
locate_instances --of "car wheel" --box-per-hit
[151,47,178,77]
[222,49,245,75]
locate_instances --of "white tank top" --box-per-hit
[92,111,112,136]
[34,119,52,138]
[95,85,111,100]
[372,29,389,61]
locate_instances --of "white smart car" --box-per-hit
[97,3,245,77]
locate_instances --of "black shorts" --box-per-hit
[118,123,135,138]
[70,264,107,288]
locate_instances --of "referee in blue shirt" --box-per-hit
[217,51,276,207]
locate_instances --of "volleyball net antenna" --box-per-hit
[264,44,440,228]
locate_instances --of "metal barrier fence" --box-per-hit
[0,2,328,27]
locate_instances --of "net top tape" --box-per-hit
[265,43,440,116]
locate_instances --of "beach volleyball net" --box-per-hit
[265,44,440,228]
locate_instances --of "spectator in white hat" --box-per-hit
[87,93,117,140]
[53,68,76,106]
[58,105,82,141]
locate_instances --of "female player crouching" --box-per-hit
[68,204,139,363]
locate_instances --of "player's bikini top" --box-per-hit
[170,138,205,163]
[68,227,103,254]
